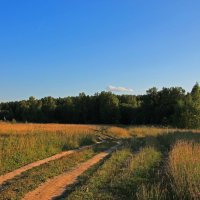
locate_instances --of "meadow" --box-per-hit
[66,129,200,200]
[1,123,200,199]
[0,123,100,175]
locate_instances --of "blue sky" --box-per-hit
[0,0,200,101]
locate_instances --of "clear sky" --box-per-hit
[0,0,200,102]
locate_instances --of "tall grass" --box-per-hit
[128,126,170,137]
[168,141,200,199]
[136,184,166,200]
[107,127,130,138]
[0,123,98,175]
[3,123,200,199]
[110,147,162,199]
[157,131,200,151]
[128,126,200,138]
[68,130,200,199]
[0,122,98,135]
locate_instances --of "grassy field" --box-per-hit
[0,123,132,175]
[67,146,162,200]
[1,123,200,199]
[0,123,100,175]
[65,127,200,200]
[168,141,200,199]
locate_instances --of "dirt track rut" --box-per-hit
[22,143,120,200]
[0,144,96,185]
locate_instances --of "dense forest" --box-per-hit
[1,83,200,129]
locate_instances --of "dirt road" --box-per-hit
[0,144,97,185]
[22,144,120,200]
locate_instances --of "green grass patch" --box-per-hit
[67,146,162,200]
[67,148,133,200]
[0,132,96,175]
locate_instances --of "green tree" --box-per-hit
[99,92,120,124]
[178,83,200,128]
[119,103,136,124]
[41,97,57,122]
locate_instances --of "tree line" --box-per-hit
[0,83,200,129]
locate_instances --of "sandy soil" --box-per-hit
[22,144,120,200]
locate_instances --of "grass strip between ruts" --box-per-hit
[0,141,116,200]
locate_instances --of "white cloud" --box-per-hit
[107,85,133,93]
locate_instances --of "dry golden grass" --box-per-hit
[2,122,200,199]
[169,141,200,199]
[0,122,99,135]
[128,126,200,138]
[0,123,132,175]
[107,127,130,138]
[0,123,100,175]
[2,122,199,138]
[127,126,171,137]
